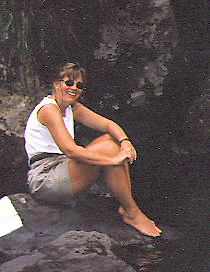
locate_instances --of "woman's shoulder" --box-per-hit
[28,97,59,119]
[35,96,58,110]
[42,96,58,106]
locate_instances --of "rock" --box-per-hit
[0,93,31,194]
[183,90,210,154]
[0,193,180,270]
[94,0,176,98]
[0,93,31,137]
[170,87,210,156]
[0,194,149,258]
[0,231,135,272]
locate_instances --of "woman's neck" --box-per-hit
[49,94,68,117]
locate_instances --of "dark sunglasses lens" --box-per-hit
[76,82,88,90]
[65,79,74,86]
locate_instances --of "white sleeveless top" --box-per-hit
[24,96,74,159]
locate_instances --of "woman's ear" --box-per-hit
[53,81,59,91]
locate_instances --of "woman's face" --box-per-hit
[57,75,84,105]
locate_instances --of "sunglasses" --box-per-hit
[59,79,87,90]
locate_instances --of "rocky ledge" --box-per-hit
[0,193,180,271]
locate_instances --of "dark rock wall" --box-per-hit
[165,0,210,136]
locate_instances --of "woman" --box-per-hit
[24,62,162,237]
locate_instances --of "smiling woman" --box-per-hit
[24,61,162,238]
[49,63,87,111]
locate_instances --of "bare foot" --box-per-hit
[119,207,162,237]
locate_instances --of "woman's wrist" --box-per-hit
[119,138,131,144]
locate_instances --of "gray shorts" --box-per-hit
[27,155,73,203]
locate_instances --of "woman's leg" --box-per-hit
[69,134,161,237]
[118,160,131,215]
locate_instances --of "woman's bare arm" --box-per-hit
[73,103,128,142]
[73,103,137,162]
[37,104,131,165]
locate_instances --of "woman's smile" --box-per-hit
[65,90,77,96]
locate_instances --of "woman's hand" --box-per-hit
[120,140,137,164]
[112,148,133,165]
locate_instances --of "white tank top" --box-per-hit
[24,96,74,159]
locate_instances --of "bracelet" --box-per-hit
[119,138,131,144]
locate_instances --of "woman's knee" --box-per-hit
[86,134,120,156]
[87,134,114,145]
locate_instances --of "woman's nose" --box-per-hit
[70,83,77,90]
